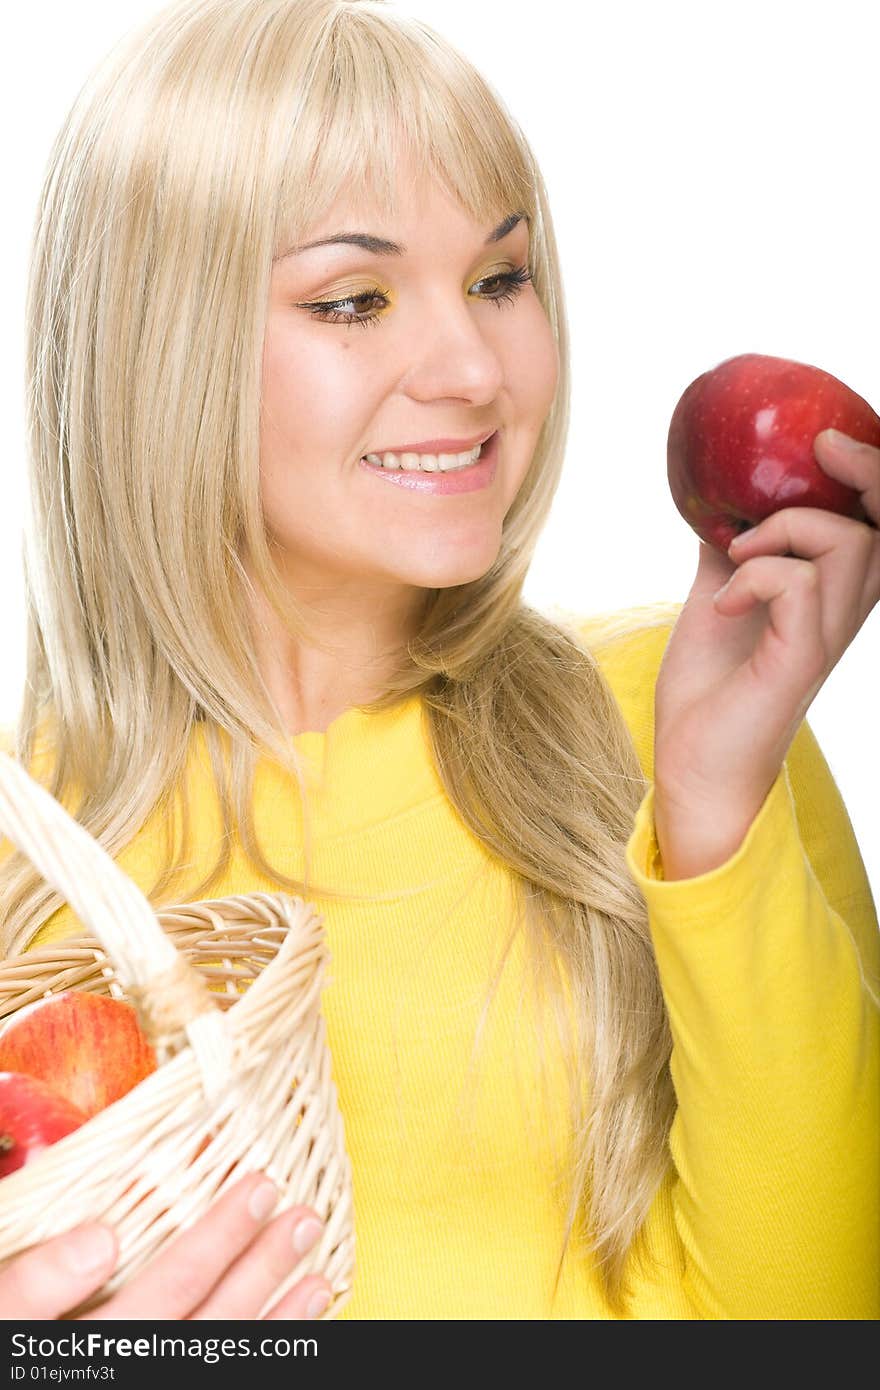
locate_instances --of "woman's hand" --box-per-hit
[0,1171,334,1320]
[652,428,880,880]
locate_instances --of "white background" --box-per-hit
[2,1,877,900]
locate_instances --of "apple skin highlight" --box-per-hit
[667,353,880,552]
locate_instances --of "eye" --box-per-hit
[298,263,533,329]
[470,264,533,309]
[299,289,388,329]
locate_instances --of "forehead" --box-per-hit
[277,132,526,261]
[306,174,489,239]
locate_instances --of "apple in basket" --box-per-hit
[0,1071,88,1177]
[667,352,880,552]
[0,990,157,1120]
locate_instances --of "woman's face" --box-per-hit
[260,159,559,604]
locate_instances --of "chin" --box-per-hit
[405,555,499,591]
[403,533,503,589]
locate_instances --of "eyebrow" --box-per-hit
[282,210,529,259]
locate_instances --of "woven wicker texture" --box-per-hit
[0,750,355,1318]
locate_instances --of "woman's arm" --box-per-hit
[626,721,878,1319]
[624,426,879,1317]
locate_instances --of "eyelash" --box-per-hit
[300,263,533,329]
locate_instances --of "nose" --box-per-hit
[402,291,505,406]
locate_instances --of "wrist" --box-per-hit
[652,788,758,881]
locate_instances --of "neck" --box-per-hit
[241,549,429,735]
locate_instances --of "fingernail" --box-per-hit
[307,1289,331,1319]
[822,428,859,450]
[248,1178,279,1222]
[293,1216,323,1256]
[64,1224,116,1275]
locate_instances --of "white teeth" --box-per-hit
[363,442,484,472]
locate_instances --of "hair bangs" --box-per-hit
[274,2,537,259]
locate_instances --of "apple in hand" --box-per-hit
[0,1071,88,1177]
[667,353,880,551]
[0,991,157,1119]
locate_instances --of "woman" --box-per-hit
[0,0,877,1320]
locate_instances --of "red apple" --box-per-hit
[0,1071,88,1178]
[667,353,880,551]
[0,991,156,1119]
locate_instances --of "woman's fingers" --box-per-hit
[0,1223,118,1321]
[85,1171,325,1321]
[726,506,880,641]
[813,430,880,526]
[0,1172,332,1323]
[192,1201,332,1320]
[261,1273,334,1321]
[80,1172,274,1319]
[715,552,827,697]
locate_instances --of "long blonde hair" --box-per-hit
[1,0,676,1310]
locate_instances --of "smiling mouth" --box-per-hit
[360,434,496,473]
[358,431,500,494]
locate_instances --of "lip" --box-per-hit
[359,430,500,495]
[363,430,495,456]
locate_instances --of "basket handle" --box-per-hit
[0,750,219,1056]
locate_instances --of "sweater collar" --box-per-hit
[192,693,445,843]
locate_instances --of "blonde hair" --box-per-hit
[2,0,677,1311]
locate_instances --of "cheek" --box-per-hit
[505,300,560,419]
[258,330,326,535]
[260,321,367,458]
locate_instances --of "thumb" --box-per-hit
[0,1223,117,1320]
[692,538,736,596]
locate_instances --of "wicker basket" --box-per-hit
[0,749,355,1319]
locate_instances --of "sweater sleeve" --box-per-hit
[605,626,880,1319]
[575,608,879,1319]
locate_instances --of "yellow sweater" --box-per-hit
[6,610,879,1319]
